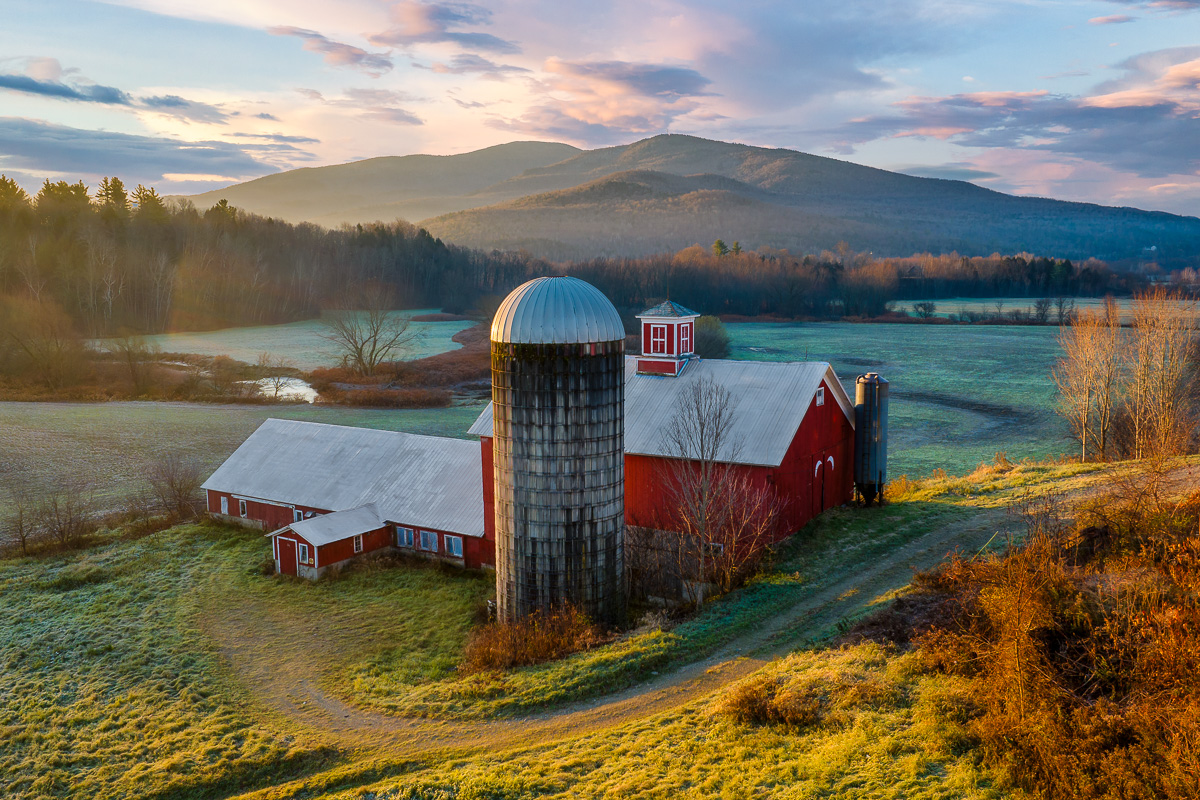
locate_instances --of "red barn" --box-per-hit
[470,301,856,544]
[202,419,488,579]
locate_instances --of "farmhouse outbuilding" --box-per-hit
[202,419,488,578]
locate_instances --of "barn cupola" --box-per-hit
[636,300,700,376]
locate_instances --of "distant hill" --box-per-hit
[179,141,581,228]
[181,134,1200,262]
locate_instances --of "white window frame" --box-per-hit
[815,386,825,406]
[680,322,693,355]
[297,542,309,564]
[238,498,248,517]
[293,508,303,523]
[445,535,463,558]
[396,526,415,548]
[353,534,363,554]
[419,530,438,552]
[649,324,668,354]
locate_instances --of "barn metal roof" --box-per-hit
[203,419,484,536]
[467,357,854,468]
[491,276,625,344]
[266,503,385,547]
[637,300,699,318]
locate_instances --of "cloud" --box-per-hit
[418,53,528,79]
[832,49,1200,178]
[268,26,393,76]
[0,67,131,105]
[491,58,713,144]
[370,1,519,54]
[0,117,278,182]
[1090,14,1136,24]
[1106,0,1199,9]
[255,112,280,121]
[896,163,1001,181]
[296,87,423,126]
[229,131,321,144]
[141,94,233,124]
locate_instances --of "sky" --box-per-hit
[0,0,1198,216]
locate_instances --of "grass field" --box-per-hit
[109,310,475,370]
[903,296,1197,323]
[0,519,492,800]
[3,458,1101,798]
[731,322,1067,477]
[0,400,488,515]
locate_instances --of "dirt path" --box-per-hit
[202,504,1010,756]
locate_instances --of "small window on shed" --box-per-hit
[815,386,825,406]
[396,526,415,548]
[293,508,303,523]
[353,534,363,554]
[419,530,438,552]
[238,498,247,517]
[297,542,309,564]
[445,535,463,558]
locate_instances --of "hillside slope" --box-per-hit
[181,134,1200,261]
[179,140,581,226]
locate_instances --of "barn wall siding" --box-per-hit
[317,526,393,567]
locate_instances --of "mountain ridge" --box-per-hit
[179,134,1200,263]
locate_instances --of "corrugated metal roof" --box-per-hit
[266,503,384,546]
[491,276,625,344]
[468,357,854,467]
[637,300,699,318]
[203,419,484,536]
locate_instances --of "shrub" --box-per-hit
[461,605,607,673]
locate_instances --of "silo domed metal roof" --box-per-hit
[491,276,625,344]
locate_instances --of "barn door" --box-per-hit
[277,537,298,576]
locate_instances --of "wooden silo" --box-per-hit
[490,276,627,624]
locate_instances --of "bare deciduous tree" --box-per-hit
[256,352,296,400]
[2,488,38,554]
[1129,288,1198,461]
[39,486,96,549]
[148,453,203,519]
[1053,299,1122,461]
[321,286,418,376]
[655,375,781,605]
[110,332,159,395]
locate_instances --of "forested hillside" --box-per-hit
[0,175,534,337]
[181,134,1200,265]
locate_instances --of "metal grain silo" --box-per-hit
[854,373,889,504]
[491,277,626,624]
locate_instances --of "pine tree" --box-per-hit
[95,176,130,213]
[712,239,729,257]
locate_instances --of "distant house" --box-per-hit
[202,419,487,578]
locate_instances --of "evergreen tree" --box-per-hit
[0,175,30,212]
[95,176,130,213]
[712,239,729,257]
[133,184,168,222]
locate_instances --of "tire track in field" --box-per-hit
[200,504,1008,755]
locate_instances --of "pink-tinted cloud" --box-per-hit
[370,1,519,54]
[1089,14,1135,24]
[268,26,393,76]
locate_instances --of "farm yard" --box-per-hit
[0,458,1116,799]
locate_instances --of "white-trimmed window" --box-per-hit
[293,508,303,523]
[680,323,693,354]
[297,542,309,564]
[238,498,248,517]
[815,386,825,406]
[396,526,415,548]
[353,534,363,553]
[445,535,463,558]
[649,324,668,354]
[419,530,438,552]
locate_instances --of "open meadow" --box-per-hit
[2,320,1069,516]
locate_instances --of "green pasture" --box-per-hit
[729,322,1069,477]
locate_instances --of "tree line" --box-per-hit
[0,174,537,338]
